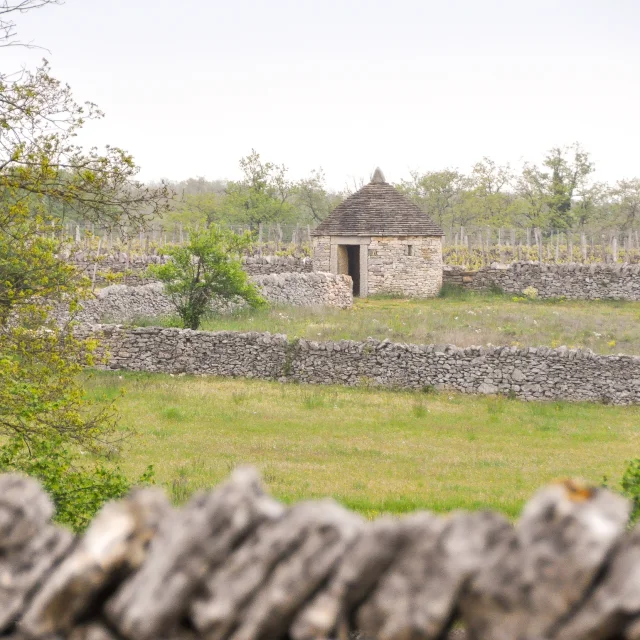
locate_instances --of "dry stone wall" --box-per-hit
[444,262,640,300]
[242,255,312,275]
[79,325,640,404]
[65,273,352,324]
[67,252,313,285]
[2,468,639,640]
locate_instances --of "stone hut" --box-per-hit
[312,168,444,297]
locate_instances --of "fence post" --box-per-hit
[92,237,102,292]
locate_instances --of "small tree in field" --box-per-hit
[149,227,265,329]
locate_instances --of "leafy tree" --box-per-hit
[0,434,154,531]
[224,150,295,228]
[514,144,594,231]
[148,226,265,330]
[611,179,640,232]
[0,1,169,526]
[398,169,468,233]
[294,168,340,224]
[544,144,594,230]
[465,158,515,228]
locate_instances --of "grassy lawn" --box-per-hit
[85,370,640,519]
[134,291,640,355]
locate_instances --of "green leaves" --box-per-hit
[0,435,154,532]
[148,226,265,330]
[223,150,296,228]
[621,458,640,524]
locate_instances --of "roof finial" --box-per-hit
[371,167,386,184]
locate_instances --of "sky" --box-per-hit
[5,0,640,189]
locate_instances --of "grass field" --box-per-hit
[85,370,640,519]
[134,291,640,355]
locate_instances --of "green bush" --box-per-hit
[0,435,154,532]
[622,458,640,524]
[148,226,265,330]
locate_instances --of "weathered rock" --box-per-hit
[0,470,637,640]
[106,467,284,640]
[191,500,362,640]
[459,480,630,640]
[0,475,74,633]
[355,511,511,640]
[19,487,171,637]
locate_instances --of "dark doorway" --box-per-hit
[346,245,360,296]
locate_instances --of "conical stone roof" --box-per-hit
[312,168,444,237]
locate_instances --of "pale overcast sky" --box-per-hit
[5,0,640,188]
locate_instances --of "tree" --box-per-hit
[464,158,515,228]
[148,226,265,330]
[398,169,468,234]
[294,168,340,224]
[0,1,168,527]
[224,150,295,228]
[0,1,61,48]
[514,144,594,231]
[611,179,640,232]
[544,144,594,230]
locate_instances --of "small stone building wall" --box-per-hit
[312,235,443,297]
[367,236,443,297]
[80,326,640,404]
[311,237,331,272]
[444,262,640,300]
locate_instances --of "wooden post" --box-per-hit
[92,237,102,292]
[612,236,619,263]
[124,243,130,285]
[568,233,573,263]
[555,232,560,262]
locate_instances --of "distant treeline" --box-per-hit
[53,145,640,238]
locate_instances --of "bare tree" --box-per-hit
[0,1,62,48]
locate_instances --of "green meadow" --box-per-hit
[85,370,640,519]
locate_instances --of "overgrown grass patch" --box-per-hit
[84,371,640,519]
[135,294,640,355]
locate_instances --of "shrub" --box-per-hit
[621,458,640,524]
[148,226,265,330]
[0,435,154,532]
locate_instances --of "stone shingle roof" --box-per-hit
[312,168,444,237]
